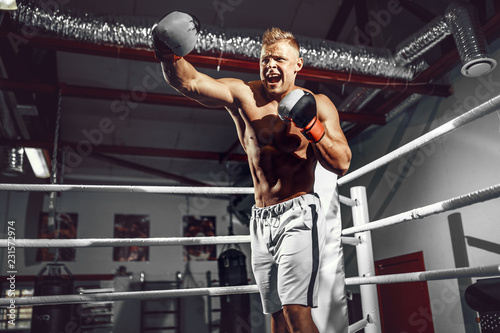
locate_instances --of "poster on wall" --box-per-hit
[113,214,150,262]
[36,212,78,262]
[183,215,216,261]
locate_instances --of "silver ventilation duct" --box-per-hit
[339,16,450,115]
[445,1,496,77]
[10,1,418,80]
[394,16,450,65]
[9,1,154,47]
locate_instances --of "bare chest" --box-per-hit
[239,102,308,156]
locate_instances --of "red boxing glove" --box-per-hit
[278,89,325,143]
[151,11,200,63]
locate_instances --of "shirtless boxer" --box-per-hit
[152,12,351,333]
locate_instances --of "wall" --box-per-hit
[340,42,500,332]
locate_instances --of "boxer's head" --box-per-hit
[260,27,303,97]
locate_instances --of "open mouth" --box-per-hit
[266,73,282,85]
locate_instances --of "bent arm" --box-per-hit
[161,58,240,108]
[313,94,352,176]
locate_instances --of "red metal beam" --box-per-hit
[0,78,386,125]
[62,84,206,108]
[1,139,249,162]
[0,30,451,96]
[92,143,248,162]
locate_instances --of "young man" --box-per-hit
[152,12,351,333]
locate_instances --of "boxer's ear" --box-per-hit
[295,58,303,73]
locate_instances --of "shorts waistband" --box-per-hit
[251,193,319,219]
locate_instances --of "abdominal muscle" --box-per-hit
[246,135,317,208]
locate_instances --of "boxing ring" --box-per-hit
[1,94,500,332]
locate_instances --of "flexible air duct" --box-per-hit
[340,16,449,114]
[445,1,496,77]
[9,0,417,80]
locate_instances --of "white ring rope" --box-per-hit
[0,184,255,195]
[344,264,500,286]
[341,236,361,246]
[338,93,500,186]
[1,264,498,307]
[342,183,500,235]
[348,318,368,333]
[339,195,357,207]
[0,285,260,307]
[0,235,358,247]
[0,236,251,248]
[0,183,353,205]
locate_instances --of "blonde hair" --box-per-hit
[262,27,300,56]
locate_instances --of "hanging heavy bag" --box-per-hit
[31,263,74,333]
[465,277,500,333]
[218,248,251,333]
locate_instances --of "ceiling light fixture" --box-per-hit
[0,0,17,10]
[25,147,51,178]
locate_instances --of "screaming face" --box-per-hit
[260,41,303,98]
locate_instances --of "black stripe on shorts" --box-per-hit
[306,204,320,307]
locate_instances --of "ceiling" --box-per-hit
[1,0,500,188]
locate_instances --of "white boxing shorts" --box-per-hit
[250,193,326,314]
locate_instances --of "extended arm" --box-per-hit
[152,11,241,109]
[161,59,239,109]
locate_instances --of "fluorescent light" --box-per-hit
[0,0,17,10]
[25,148,51,178]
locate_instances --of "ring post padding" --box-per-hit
[338,93,500,186]
[350,186,382,333]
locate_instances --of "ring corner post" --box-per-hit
[350,186,382,333]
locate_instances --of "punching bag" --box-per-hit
[465,278,500,333]
[31,263,74,333]
[218,248,251,333]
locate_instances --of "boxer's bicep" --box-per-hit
[189,76,242,108]
[162,59,240,108]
